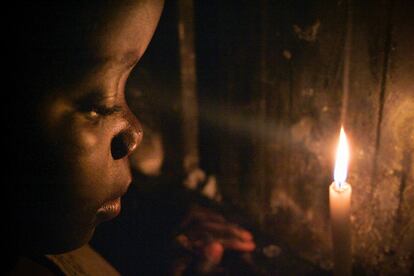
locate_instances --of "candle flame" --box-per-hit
[334,127,349,188]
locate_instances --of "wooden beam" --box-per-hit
[178,0,199,173]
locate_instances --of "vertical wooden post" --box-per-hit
[178,0,199,173]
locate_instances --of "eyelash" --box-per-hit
[83,105,122,119]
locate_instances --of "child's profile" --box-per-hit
[8,0,163,273]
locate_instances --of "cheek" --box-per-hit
[57,117,126,206]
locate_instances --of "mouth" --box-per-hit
[96,178,131,223]
[96,197,122,222]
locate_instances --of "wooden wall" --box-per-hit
[196,0,414,274]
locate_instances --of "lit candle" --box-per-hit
[329,127,352,276]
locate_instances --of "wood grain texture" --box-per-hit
[178,0,199,172]
[195,0,414,274]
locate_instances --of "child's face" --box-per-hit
[21,0,163,253]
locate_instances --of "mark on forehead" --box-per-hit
[119,50,142,68]
[90,49,141,70]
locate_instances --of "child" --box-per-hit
[7,1,254,274]
[7,1,162,274]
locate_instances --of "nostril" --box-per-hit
[111,130,140,160]
[111,133,127,160]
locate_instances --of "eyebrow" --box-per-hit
[74,89,116,108]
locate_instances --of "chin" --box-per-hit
[46,226,96,255]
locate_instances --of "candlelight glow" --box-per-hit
[334,127,349,188]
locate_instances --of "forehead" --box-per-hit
[19,0,163,91]
[90,0,163,68]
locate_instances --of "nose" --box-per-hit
[111,116,142,160]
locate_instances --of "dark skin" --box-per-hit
[173,204,255,274]
[11,0,163,255]
[9,0,255,273]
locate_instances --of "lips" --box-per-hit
[96,178,131,223]
[96,197,121,222]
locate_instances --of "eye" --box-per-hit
[88,110,99,119]
[75,90,123,120]
[84,105,122,119]
[76,102,122,121]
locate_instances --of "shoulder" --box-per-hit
[8,244,119,276]
[46,244,120,276]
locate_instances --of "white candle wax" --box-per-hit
[330,182,352,276]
